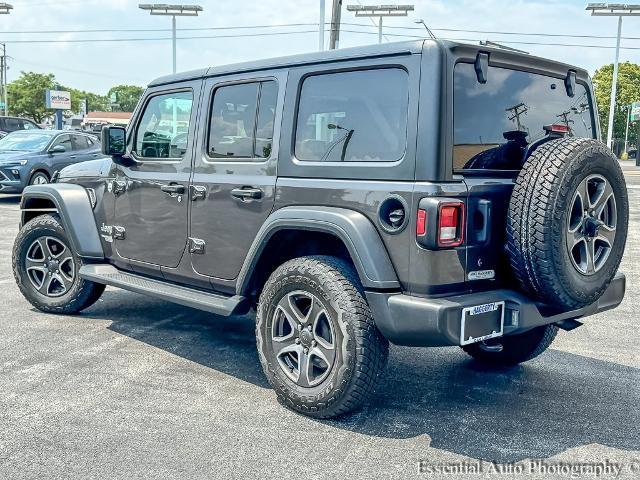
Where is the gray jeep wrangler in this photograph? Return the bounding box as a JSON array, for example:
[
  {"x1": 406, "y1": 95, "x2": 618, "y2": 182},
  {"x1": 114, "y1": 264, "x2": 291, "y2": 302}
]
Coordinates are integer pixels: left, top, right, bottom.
[{"x1": 12, "y1": 40, "x2": 628, "y2": 418}]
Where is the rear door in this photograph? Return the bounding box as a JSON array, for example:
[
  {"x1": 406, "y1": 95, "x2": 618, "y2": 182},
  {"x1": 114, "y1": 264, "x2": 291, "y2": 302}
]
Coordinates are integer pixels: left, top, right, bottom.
[
  {"x1": 112, "y1": 83, "x2": 201, "y2": 268},
  {"x1": 70, "y1": 133, "x2": 101, "y2": 163},
  {"x1": 188, "y1": 71, "x2": 285, "y2": 280}
]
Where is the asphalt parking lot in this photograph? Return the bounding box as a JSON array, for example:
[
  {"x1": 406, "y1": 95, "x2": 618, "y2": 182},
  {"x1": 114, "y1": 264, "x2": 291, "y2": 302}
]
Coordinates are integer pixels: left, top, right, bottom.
[{"x1": 0, "y1": 171, "x2": 639, "y2": 479}]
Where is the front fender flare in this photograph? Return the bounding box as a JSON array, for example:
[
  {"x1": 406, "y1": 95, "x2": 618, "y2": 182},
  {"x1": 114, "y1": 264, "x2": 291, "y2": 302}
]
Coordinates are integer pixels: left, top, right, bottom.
[
  {"x1": 237, "y1": 206, "x2": 400, "y2": 293},
  {"x1": 20, "y1": 183, "x2": 104, "y2": 260}
]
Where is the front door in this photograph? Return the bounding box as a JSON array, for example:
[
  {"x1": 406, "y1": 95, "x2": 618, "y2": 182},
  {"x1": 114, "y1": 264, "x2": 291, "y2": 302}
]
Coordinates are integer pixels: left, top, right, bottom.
[
  {"x1": 189, "y1": 72, "x2": 285, "y2": 280},
  {"x1": 113, "y1": 83, "x2": 200, "y2": 268}
]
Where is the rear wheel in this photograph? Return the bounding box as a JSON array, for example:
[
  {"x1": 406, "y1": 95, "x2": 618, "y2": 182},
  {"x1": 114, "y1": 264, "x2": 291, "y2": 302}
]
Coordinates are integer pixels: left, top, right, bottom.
[
  {"x1": 461, "y1": 324, "x2": 558, "y2": 366},
  {"x1": 256, "y1": 256, "x2": 388, "y2": 418},
  {"x1": 12, "y1": 214, "x2": 105, "y2": 314},
  {"x1": 29, "y1": 171, "x2": 49, "y2": 186}
]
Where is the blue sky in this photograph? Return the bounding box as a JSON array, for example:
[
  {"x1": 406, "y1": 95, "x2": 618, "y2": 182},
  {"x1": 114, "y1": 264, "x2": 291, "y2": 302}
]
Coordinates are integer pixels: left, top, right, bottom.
[{"x1": 1, "y1": 0, "x2": 638, "y2": 94}]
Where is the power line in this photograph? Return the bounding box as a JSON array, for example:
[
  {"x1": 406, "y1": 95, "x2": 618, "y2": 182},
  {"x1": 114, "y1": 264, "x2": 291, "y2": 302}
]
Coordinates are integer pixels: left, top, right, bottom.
[
  {"x1": 0, "y1": 29, "x2": 324, "y2": 44},
  {"x1": 0, "y1": 22, "x2": 320, "y2": 34},
  {"x1": 4, "y1": 21, "x2": 640, "y2": 42},
  {"x1": 340, "y1": 29, "x2": 640, "y2": 50}
]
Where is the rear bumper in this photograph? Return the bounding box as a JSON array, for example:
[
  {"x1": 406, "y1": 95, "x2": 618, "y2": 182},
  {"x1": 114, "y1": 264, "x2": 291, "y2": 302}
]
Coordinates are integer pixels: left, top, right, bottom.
[{"x1": 367, "y1": 272, "x2": 626, "y2": 347}]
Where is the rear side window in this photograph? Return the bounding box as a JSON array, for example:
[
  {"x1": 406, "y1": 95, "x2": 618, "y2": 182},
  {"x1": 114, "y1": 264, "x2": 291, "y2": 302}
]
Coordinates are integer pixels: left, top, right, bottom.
[
  {"x1": 71, "y1": 135, "x2": 89, "y2": 150},
  {"x1": 295, "y1": 68, "x2": 409, "y2": 162},
  {"x1": 453, "y1": 63, "x2": 594, "y2": 172},
  {"x1": 208, "y1": 80, "x2": 278, "y2": 160}
]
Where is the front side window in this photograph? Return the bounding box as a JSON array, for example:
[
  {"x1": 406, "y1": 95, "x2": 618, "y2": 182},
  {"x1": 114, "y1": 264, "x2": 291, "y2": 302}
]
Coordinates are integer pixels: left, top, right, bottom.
[
  {"x1": 23, "y1": 121, "x2": 38, "y2": 130},
  {"x1": 453, "y1": 63, "x2": 594, "y2": 171},
  {"x1": 51, "y1": 134, "x2": 72, "y2": 152},
  {"x1": 295, "y1": 68, "x2": 409, "y2": 162},
  {"x1": 208, "y1": 80, "x2": 278, "y2": 159},
  {"x1": 134, "y1": 91, "x2": 193, "y2": 160}
]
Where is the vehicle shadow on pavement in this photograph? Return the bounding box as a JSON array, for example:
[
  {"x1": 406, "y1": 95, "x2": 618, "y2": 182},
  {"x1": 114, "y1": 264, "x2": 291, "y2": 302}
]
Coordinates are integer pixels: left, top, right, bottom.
[
  {"x1": 330, "y1": 347, "x2": 640, "y2": 463},
  {"x1": 83, "y1": 291, "x2": 639, "y2": 464},
  {"x1": 0, "y1": 195, "x2": 21, "y2": 204},
  {"x1": 83, "y1": 290, "x2": 270, "y2": 389}
]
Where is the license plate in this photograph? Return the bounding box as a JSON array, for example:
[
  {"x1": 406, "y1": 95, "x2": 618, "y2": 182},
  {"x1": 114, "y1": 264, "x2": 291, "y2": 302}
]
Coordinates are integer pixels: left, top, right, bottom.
[{"x1": 460, "y1": 301, "x2": 505, "y2": 346}]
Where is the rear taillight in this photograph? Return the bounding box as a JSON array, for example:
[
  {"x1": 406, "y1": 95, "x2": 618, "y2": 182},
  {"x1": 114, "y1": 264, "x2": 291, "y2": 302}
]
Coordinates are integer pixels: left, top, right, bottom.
[
  {"x1": 438, "y1": 202, "x2": 464, "y2": 247},
  {"x1": 415, "y1": 198, "x2": 465, "y2": 249},
  {"x1": 416, "y1": 209, "x2": 427, "y2": 236}
]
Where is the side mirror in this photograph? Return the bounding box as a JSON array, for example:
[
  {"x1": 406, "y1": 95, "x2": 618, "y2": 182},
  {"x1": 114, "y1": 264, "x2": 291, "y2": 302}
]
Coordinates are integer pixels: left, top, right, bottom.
[
  {"x1": 101, "y1": 125, "x2": 126, "y2": 157},
  {"x1": 49, "y1": 144, "x2": 66, "y2": 154}
]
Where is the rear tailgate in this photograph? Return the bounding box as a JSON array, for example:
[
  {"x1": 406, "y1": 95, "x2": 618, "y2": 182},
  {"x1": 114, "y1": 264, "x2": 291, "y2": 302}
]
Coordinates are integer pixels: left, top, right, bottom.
[{"x1": 463, "y1": 176, "x2": 515, "y2": 288}]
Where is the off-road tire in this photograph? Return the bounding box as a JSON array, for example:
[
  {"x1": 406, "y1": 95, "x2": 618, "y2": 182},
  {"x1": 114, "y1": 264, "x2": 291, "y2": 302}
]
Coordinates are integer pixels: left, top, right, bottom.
[
  {"x1": 12, "y1": 214, "x2": 105, "y2": 314},
  {"x1": 256, "y1": 255, "x2": 389, "y2": 418},
  {"x1": 462, "y1": 324, "x2": 558, "y2": 366},
  {"x1": 507, "y1": 137, "x2": 628, "y2": 309}
]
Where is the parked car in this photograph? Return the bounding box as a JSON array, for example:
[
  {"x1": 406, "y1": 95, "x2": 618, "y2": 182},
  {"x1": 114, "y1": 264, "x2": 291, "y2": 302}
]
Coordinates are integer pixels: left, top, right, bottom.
[
  {"x1": 0, "y1": 116, "x2": 40, "y2": 136},
  {"x1": 0, "y1": 130, "x2": 101, "y2": 193},
  {"x1": 13, "y1": 40, "x2": 628, "y2": 418}
]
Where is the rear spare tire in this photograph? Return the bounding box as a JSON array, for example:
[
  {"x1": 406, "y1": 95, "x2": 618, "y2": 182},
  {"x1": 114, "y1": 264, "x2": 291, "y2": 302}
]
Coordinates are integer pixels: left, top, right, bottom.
[{"x1": 507, "y1": 137, "x2": 628, "y2": 309}]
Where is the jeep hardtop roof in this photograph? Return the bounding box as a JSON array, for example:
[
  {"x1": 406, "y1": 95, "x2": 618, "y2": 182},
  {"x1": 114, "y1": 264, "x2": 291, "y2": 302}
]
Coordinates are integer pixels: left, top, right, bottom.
[{"x1": 148, "y1": 39, "x2": 589, "y2": 88}]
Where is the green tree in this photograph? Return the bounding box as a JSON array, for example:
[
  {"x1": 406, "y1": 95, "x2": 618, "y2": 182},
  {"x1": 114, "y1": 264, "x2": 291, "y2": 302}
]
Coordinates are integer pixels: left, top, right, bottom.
[
  {"x1": 593, "y1": 62, "x2": 640, "y2": 147},
  {"x1": 7, "y1": 71, "x2": 56, "y2": 123},
  {"x1": 107, "y1": 84, "x2": 145, "y2": 112},
  {"x1": 67, "y1": 88, "x2": 109, "y2": 113}
]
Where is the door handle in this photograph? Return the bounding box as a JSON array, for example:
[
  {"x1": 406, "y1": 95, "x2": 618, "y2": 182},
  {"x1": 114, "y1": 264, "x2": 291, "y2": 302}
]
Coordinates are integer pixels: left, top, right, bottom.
[
  {"x1": 231, "y1": 187, "x2": 263, "y2": 200},
  {"x1": 161, "y1": 183, "x2": 185, "y2": 195},
  {"x1": 69, "y1": 155, "x2": 77, "y2": 159}
]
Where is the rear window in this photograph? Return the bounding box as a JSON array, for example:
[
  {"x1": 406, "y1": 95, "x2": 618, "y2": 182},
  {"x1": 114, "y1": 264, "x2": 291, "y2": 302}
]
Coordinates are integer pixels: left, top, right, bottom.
[
  {"x1": 453, "y1": 63, "x2": 594, "y2": 172},
  {"x1": 295, "y1": 68, "x2": 408, "y2": 163}
]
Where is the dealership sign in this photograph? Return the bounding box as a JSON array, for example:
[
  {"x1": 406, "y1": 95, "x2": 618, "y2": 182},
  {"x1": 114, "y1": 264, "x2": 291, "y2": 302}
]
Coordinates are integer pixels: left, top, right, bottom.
[
  {"x1": 631, "y1": 101, "x2": 640, "y2": 122},
  {"x1": 45, "y1": 89, "x2": 71, "y2": 110}
]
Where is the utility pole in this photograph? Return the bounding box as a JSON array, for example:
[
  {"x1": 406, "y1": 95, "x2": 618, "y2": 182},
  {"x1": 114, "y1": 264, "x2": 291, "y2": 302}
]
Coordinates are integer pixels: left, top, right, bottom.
[
  {"x1": 572, "y1": 103, "x2": 592, "y2": 133},
  {"x1": 506, "y1": 103, "x2": 528, "y2": 132},
  {"x1": 557, "y1": 110, "x2": 575, "y2": 134},
  {"x1": 0, "y1": 44, "x2": 4, "y2": 116},
  {"x1": 319, "y1": 0, "x2": 325, "y2": 51},
  {"x1": 329, "y1": 0, "x2": 342, "y2": 50}
]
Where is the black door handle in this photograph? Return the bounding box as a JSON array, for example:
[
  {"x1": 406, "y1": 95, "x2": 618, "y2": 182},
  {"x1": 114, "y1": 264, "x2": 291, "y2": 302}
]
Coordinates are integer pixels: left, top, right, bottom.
[
  {"x1": 231, "y1": 187, "x2": 263, "y2": 200},
  {"x1": 161, "y1": 183, "x2": 185, "y2": 195}
]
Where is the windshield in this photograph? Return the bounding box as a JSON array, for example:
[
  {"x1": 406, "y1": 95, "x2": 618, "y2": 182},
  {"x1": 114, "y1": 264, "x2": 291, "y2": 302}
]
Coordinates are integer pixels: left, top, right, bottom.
[
  {"x1": 0, "y1": 132, "x2": 52, "y2": 152},
  {"x1": 453, "y1": 63, "x2": 595, "y2": 171}
]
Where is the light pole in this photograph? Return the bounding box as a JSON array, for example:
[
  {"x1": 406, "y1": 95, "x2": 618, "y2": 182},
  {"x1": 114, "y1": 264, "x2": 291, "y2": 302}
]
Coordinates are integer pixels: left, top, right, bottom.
[
  {"x1": 586, "y1": 3, "x2": 640, "y2": 150},
  {"x1": 346, "y1": 4, "x2": 414, "y2": 44},
  {"x1": 414, "y1": 19, "x2": 436, "y2": 40},
  {"x1": 0, "y1": 3, "x2": 12, "y2": 116},
  {"x1": 139, "y1": 3, "x2": 203, "y2": 74}
]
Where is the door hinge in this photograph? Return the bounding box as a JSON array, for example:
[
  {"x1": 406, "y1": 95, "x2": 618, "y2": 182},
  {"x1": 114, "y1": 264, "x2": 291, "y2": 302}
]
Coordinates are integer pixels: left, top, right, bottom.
[
  {"x1": 190, "y1": 185, "x2": 207, "y2": 201},
  {"x1": 189, "y1": 237, "x2": 206, "y2": 254},
  {"x1": 110, "y1": 179, "x2": 127, "y2": 196},
  {"x1": 113, "y1": 226, "x2": 126, "y2": 240}
]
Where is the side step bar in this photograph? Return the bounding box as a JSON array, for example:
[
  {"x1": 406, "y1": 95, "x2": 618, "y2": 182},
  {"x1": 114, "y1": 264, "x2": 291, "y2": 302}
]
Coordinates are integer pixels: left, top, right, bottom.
[{"x1": 79, "y1": 264, "x2": 249, "y2": 316}]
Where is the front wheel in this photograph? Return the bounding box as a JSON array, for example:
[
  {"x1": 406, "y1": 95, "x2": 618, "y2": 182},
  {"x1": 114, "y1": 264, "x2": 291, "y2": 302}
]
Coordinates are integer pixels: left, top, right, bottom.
[
  {"x1": 12, "y1": 214, "x2": 105, "y2": 314},
  {"x1": 29, "y1": 171, "x2": 49, "y2": 186},
  {"x1": 256, "y1": 256, "x2": 389, "y2": 418}
]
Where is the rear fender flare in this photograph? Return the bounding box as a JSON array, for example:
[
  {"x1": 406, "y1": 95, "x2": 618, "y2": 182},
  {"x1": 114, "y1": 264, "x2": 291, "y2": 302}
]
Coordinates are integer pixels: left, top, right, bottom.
[
  {"x1": 237, "y1": 206, "x2": 400, "y2": 294},
  {"x1": 20, "y1": 183, "x2": 104, "y2": 260}
]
